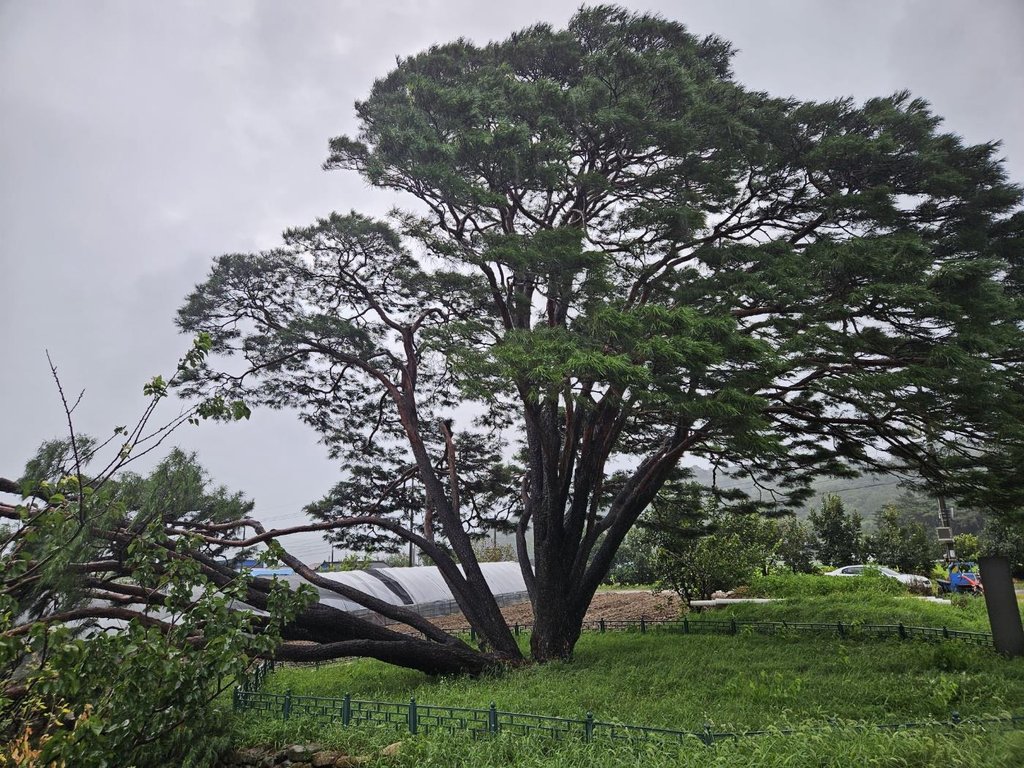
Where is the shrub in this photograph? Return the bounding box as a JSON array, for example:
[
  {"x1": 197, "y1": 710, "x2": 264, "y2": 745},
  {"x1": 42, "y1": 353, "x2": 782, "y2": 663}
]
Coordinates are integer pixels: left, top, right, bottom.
[{"x1": 746, "y1": 570, "x2": 906, "y2": 599}]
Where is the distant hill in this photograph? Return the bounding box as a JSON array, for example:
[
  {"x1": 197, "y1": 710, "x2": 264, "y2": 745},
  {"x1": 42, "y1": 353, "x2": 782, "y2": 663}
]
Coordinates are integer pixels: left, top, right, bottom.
[{"x1": 679, "y1": 464, "x2": 984, "y2": 535}]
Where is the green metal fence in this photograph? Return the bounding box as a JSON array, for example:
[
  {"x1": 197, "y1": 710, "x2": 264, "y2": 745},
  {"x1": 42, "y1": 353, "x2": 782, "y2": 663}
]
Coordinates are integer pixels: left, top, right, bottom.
[
  {"x1": 609, "y1": 616, "x2": 991, "y2": 644},
  {"x1": 477, "y1": 616, "x2": 993, "y2": 646},
  {"x1": 232, "y1": 686, "x2": 1023, "y2": 746}
]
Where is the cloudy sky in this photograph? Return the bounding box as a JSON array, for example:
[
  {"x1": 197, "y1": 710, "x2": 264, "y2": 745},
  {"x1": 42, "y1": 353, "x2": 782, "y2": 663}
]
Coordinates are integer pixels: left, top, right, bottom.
[{"x1": 2, "y1": 0, "x2": 1022, "y2": 563}]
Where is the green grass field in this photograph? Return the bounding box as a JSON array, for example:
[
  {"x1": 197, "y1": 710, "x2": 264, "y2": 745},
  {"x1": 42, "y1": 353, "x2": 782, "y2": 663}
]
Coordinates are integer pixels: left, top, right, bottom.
[
  {"x1": 230, "y1": 583, "x2": 1024, "y2": 766},
  {"x1": 721, "y1": 592, "x2": 994, "y2": 632}
]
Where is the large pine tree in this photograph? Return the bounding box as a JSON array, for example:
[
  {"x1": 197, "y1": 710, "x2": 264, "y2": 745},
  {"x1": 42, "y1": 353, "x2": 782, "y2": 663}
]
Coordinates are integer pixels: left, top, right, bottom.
[{"x1": 177, "y1": 6, "x2": 1024, "y2": 669}]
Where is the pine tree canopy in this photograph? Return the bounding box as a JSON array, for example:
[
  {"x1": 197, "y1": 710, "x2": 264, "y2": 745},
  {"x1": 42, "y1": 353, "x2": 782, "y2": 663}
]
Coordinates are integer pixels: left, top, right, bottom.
[{"x1": 177, "y1": 5, "x2": 1024, "y2": 663}]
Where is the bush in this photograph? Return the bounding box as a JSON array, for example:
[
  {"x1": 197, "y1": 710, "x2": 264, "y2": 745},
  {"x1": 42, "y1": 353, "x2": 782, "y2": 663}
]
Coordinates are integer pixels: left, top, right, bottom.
[
  {"x1": 718, "y1": 589, "x2": 994, "y2": 632},
  {"x1": 746, "y1": 570, "x2": 906, "y2": 599}
]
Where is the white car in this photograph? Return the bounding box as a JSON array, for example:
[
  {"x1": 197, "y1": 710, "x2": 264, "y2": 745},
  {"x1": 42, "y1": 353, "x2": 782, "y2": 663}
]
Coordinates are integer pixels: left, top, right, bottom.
[{"x1": 825, "y1": 564, "x2": 932, "y2": 589}]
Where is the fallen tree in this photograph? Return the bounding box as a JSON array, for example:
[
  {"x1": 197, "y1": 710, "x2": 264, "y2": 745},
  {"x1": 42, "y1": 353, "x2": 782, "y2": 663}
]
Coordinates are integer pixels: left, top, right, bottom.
[{"x1": 0, "y1": 347, "x2": 509, "y2": 763}]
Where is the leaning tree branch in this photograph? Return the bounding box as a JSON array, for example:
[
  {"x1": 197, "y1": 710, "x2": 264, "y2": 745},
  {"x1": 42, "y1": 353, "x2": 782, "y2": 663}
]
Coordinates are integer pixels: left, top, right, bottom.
[
  {"x1": 2, "y1": 607, "x2": 175, "y2": 638},
  {"x1": 274, "y1": 637, "x2": 492, "y2": 675}
]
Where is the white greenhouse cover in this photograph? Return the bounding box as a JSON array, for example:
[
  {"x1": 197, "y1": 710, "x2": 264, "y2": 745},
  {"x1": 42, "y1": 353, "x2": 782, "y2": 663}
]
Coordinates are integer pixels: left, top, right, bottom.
[{"x1": 281, "y1": 562, "x2": 527, "y2": 614}]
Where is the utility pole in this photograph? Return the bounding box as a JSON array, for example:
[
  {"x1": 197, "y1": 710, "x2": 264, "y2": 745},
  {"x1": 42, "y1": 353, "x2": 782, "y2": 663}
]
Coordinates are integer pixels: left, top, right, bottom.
[
  {"x1": 409, "y1": 506, "x2": 415, "y2": 567},
  {"x1": 936, "y1": 496, "x2": 956, "y2": 563}
]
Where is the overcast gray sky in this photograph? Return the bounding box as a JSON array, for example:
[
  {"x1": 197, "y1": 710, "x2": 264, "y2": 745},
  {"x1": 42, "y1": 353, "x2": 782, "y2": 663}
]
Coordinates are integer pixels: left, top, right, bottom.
[{"x1": 2, "y1": 0, "x2": 1022, "y2": 563}]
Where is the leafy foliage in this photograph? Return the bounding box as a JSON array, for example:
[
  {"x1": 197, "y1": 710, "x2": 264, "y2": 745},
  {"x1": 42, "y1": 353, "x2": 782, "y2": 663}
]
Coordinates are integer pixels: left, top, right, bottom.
[
  {"x1": 981, "y1": 517, "x2": 1024, "y2": 577},
  {"x1": 0, "y1": 508, "x2": 298, "y2": 766},
  {"x1": 864, "y1": 505, "x2": 934, "y2": 574},
  {"x1": 643, "y1": 487, "x2": 776, "y2": 603},
  {"x1": 954, "y1": 532, "x2": 981, "y2": 563},
  {"x1": 603, "y1": 524, "x2": 659, "y2": 585},
  {"x1": 809, "y1": 495, "x2": 864, "y2": 567},
  {"x1": 0, "y1": 342, "x2": 312, "y2": 766},
  {"x1": 776, "y1": 517, "x2": 818, "y2": 573},
  {"x1": 472, "y1": 540, "x2": 516, "y2": 563}
]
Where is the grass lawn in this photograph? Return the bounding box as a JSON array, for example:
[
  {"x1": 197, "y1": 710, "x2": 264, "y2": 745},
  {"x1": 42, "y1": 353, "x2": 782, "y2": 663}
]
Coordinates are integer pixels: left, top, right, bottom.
[
  {"x1": 719, "y1": 591, "x2": 995, "y2": 632},
  {"x1": 251, "y1": 631, "x2": 1023, "y2": 725},
  {"x1": 231, "y1": 590, "x2": 1024, "y2": 766}
]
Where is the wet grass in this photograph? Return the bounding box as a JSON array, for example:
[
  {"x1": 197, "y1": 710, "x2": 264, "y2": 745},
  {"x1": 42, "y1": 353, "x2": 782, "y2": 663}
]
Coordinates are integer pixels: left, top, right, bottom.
[
  {"x1": 251, "y1": 630, "x2": 1022, "y2": 728},
  {"x1": 232, "y1": 715, "x2": 1024, "y2": 768},
  {"x1": 231, "y1": 588, "x2": 1024, "y2": 765},
  {"x1": 717, "y1": 591, "x2": 994, "y2": 632}
]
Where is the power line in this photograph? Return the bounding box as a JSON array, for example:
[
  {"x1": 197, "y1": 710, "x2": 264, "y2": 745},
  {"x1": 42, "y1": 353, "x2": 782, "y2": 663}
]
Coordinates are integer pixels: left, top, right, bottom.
[
  {"x1": 816, "y1": 479, "x2": 903, "y2": 493},
  {"x1": 710, "y1": 478, "x2": 904, "y2": 495}
]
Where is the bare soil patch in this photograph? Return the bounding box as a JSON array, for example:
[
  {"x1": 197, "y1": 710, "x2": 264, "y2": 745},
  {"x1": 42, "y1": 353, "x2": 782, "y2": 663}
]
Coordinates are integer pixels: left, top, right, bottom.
[{"x1": 422, "y1": 590, "x2": 683, "y2": 632}]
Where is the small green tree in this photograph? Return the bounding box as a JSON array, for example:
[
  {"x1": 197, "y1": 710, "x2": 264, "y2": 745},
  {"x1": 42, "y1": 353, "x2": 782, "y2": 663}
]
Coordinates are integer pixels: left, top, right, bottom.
[
  {"x1": 604, "y1": 521, "x2": 659, "y2": 585},
  {"x1": 865, "y1": 505, "x2": 934, "y2": 574},
  {"x1": 776, "y1": 517, "x2": 817, "y2": 573},
  {"x1": 747, "y1": 516, "x2": 783, "y2": 577},
  {"x1": 953, "y1": 532, "x2": 981, "y2": 562},
  {"x1": 809, "y1": 495, "x2": 863, "y2": 567},
  {"x1": 648, "y1": 488, "x2": 767, "y2": 604},
  {"x1": 981, "y1": 517, "x2": 1024, "y2": 578}
]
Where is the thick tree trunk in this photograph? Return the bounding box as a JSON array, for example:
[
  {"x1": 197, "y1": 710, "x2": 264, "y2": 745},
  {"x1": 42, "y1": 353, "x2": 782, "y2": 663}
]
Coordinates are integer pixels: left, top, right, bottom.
[
  {"x1": 529, "y1": 570, "x2": 585, "y2": 661},
  {"x1": 531, "y1": 609, "x2": 584, "y2": 662}
]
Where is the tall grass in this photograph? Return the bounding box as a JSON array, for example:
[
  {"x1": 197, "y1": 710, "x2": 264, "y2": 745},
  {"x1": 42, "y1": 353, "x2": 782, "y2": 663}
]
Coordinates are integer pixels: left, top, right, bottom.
[
  {"x1": 405, "y1": 727, "x2": 1024, "y2": 768},
  {"x1": 251, "y1": 630, "x2": 1022, "y2": 729},
  {"x1": 744, "y1": 570, "x2": 906, "y2": 598},
  {"x1": 733, "y1": 572, "x2": 994, "y2": 631},
  {"x1": 231, "y1": 717, "x2": 1024, "y2": 768},
  {"x1": 231, "y1": 580, "x2": 1023, "y2": 765}
]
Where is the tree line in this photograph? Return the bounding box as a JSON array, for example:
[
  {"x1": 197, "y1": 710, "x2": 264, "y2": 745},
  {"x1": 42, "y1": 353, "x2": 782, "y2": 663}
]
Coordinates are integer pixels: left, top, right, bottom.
[{"x1": 607, "y1": 491, "x2": 1024, "y2": 603}]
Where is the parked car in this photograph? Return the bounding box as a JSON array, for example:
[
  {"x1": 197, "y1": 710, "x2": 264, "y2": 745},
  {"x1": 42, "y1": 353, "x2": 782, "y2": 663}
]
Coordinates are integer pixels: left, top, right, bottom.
[{"x1": 825, "y1": 564, "x2": 932, "y2": 589}]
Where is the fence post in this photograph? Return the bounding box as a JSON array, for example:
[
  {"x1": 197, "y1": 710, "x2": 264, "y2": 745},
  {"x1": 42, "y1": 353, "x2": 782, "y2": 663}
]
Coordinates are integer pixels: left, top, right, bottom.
[
  {"x1": 342, "y1": 693, "x2": 351, "y2": 726},
  {"x1": 837, "y1": 621, "x2": 844, "y2": 637},
  {"x1": 683, "y1": 616, "x2": 689, "y2": 634},
  {"x1": 898, "y1": 623, "x2": 907, "y2": 640},
  {"x1": 640, "y1": 617, "x2": 646, "y2": 634},
  {"x1": 701, "y1": 722, "x2": 715, "y2": 746},
  {"x1": 488, "y1": 703, "x2": 499, "y2": 734},
  {"x1": 599, "y1": 618, "x2": 605, "y2": 633},
  {"x1": 943, "y1": 626, "x2": 949, "y2": 639},
  {"x1": 514, "y1": 623, "x2": 520, "y2": 636},
  {"x1": 408, "y1": 697, "x2": 418, "y2": 735},
  {"x1": 730, "y1": 618, "x2": 737, "y2": 635},
  {"x1": 585, "y1": 711, "x2": 594, "y2": 743},
  {"x1": 283, "y1": 689, "x2": 292, "y2": 720},
  {"x1": 470, "y1": 627, "x2": 477, "y2": 642}
]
